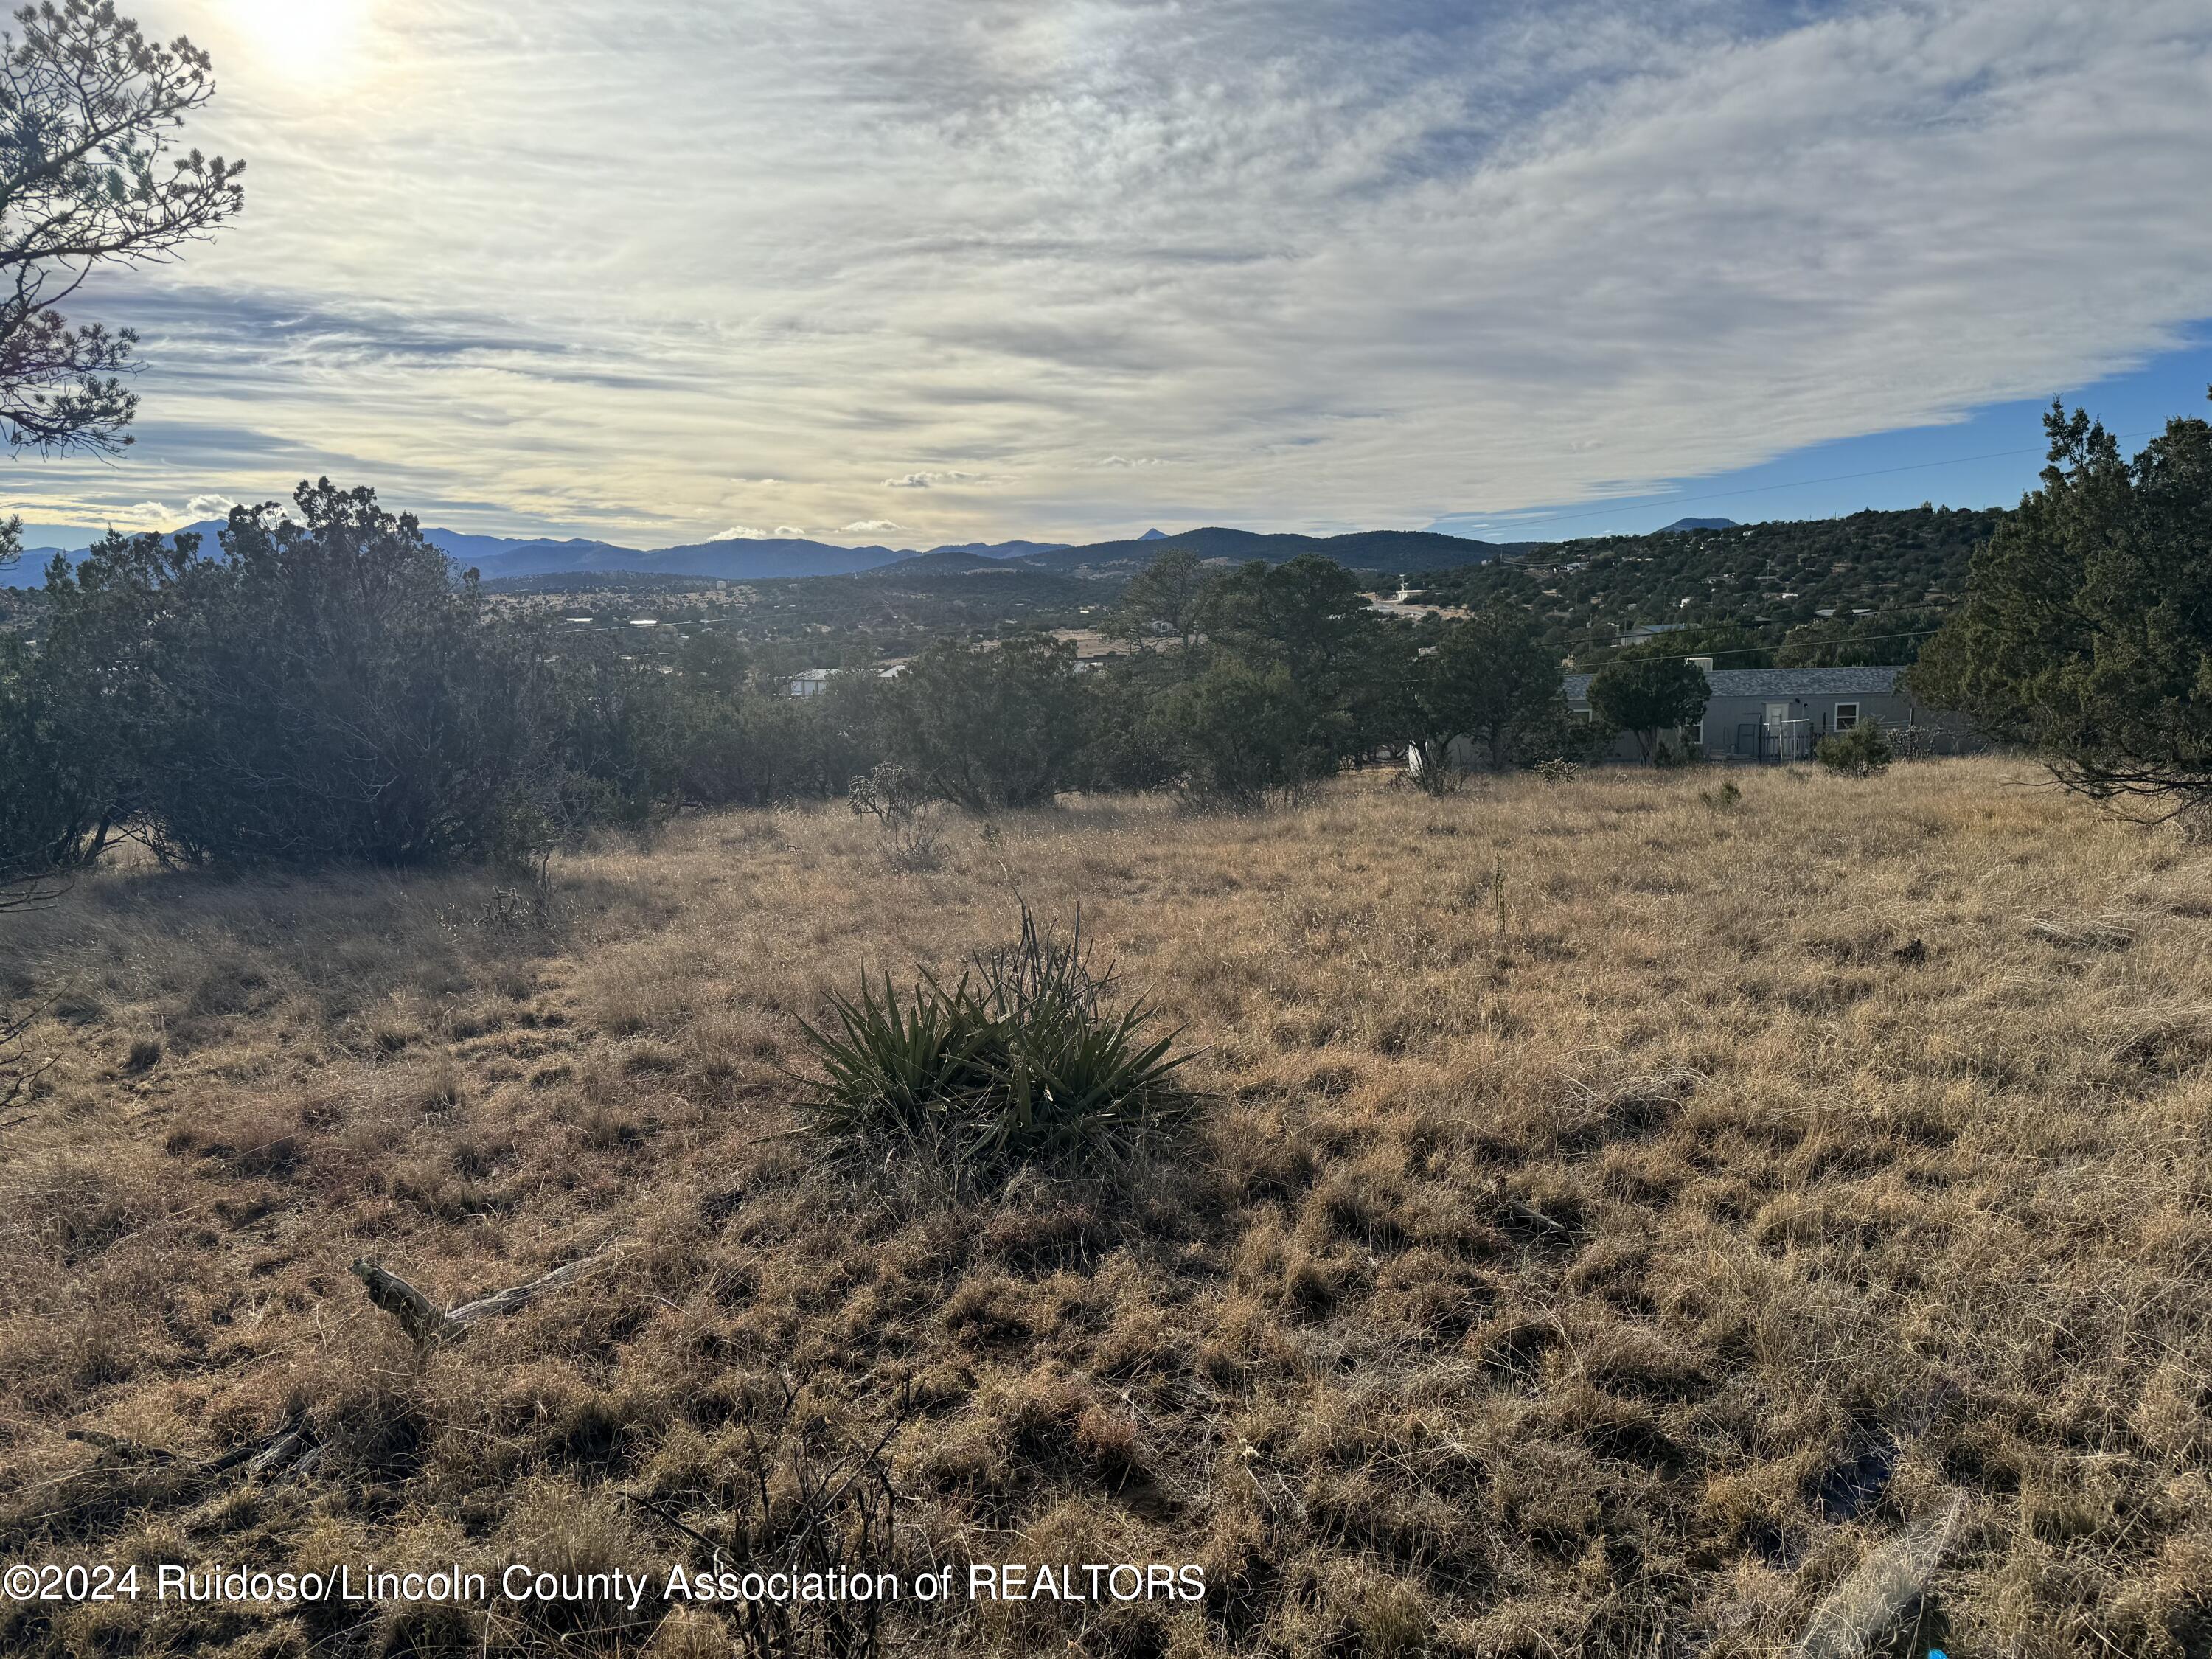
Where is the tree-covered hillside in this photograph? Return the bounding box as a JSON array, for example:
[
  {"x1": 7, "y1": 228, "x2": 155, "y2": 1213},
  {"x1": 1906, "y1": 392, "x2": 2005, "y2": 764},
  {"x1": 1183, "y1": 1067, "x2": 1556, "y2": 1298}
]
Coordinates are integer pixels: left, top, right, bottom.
[
  {"x1": 483, "y1": 552, "x2": 1102, "y2": 667},
  {"x1": 476, "y1": 506, "x2": 2010, "y2": 672},
  {"x1": 1023, "y1": 524, "x2": 1511, "y2": 577},
  {"x1": 1414, "y1": 505, "x2": 2005, "y2": 665}
]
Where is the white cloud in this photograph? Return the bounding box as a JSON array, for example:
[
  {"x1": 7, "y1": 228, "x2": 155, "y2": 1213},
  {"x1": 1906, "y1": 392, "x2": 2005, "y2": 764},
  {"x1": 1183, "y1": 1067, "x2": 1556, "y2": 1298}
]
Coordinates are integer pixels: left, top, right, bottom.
[
  {"x1": 718, "y1": 523, "x2": 813, "y2": 540},
  {"x1": 885, "y1": 470, "x2": 978, "y2": 488},
  {"x1": 32, "y1": 0, "x2": 2212, "y2": 542},
  {"x1": 843, "y1": 520, "x2": 902, "y2": 535},
  {"x1": 186, "y1": 493, "x2": 239, "y2": 520}
]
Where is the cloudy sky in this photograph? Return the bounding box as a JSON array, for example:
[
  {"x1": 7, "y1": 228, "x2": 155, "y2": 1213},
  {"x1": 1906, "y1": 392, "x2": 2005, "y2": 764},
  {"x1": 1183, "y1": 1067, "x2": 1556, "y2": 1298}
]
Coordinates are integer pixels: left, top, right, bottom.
[{"x1": 8, "y1": 0, "x2": 2212, "y2": 549}]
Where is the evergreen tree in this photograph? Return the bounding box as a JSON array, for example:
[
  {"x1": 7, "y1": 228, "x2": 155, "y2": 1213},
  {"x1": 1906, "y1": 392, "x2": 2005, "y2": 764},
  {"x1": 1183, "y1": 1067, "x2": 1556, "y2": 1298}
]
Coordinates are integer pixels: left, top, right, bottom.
[
  {"x1": 1, "y1": 2, "x2": 244, "y2": 456},
  {"x1": 1912, "y1": 395, "x2": 2212, "y2": 814},
  {"x1": 1196, "y1": 554, "x2": 1395, "y2": 761},
  {"x1": 1148, "y1": 656, "x2": 1324, "y2": 808},
  {"x1": 883, "y1": 633, "x2": 1088, "y2": 811},
  {"x1": 1586, "y1": 655, "x2": 1709, "y2": 762},
  {"x1": 1404, "y1": 605, "x2": 1567, "y2": 779},
  {"x1": 1107, "y1": 546, "x2": 1208, "y2": 653}
]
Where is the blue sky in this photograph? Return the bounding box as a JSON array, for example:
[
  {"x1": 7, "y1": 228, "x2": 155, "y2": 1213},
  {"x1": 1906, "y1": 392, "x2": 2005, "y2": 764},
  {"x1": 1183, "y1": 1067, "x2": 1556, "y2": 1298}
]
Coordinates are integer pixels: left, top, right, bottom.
[
  {"x1": 7, "y1": 1, "x2": 2212, "y2": 552},
  {"x1": 1430, "y1": 335, "x2": 2212, "y2": 543}
]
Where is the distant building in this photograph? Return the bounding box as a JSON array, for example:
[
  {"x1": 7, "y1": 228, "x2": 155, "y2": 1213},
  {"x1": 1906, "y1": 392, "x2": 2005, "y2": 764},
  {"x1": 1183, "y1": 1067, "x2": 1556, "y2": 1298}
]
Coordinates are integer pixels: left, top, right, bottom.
[
  {"x1": 1614, "y1": 622, "x2": 1690, "y2": 647},
  {"x1": 1372, "y1": 574, "x2": 1470, "y2": 622},
  {"x1": 785, "y1": 667, "x2": 836, "y2": 698},
  {"x1": 1412, "y1": 664, "x2": 1981, "y2": 773},
  {"x1": 1562, "y1": 665, "x2": 1980, "y2": 763}
]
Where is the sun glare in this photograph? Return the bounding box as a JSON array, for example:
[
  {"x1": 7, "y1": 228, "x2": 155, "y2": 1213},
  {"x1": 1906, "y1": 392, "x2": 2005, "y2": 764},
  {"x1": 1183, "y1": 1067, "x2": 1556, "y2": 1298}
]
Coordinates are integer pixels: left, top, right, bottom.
[{"x1": 224, "y1": 0, "x2": 368, "y2": 78}]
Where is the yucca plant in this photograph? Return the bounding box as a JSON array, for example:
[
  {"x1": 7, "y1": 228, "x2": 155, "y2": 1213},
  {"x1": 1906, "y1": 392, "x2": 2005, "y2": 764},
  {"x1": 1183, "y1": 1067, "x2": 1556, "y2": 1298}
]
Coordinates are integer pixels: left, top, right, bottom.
[
  {"x1": 796, "y1": 905, "x2": 1198, "y2": 1171},
  {"x1": 798, "y1": 970, "x2": 999, "y2": 1145}
]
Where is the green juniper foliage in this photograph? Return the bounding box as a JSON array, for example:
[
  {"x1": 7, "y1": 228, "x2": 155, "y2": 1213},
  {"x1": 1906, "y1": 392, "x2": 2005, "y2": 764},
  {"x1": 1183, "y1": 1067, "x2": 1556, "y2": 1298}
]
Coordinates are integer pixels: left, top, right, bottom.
[
  {"x1": 1146, "y1": 655, "x2": 1331, "y2": 809},
  {"x1": 1105, "y1": 544, "x2": 1208, "y2": 653},
  {"x1": 1818, "y1": 720, "x2": 1893, "y2": 777},
  {"x1": 13, "y1": 422, "x2": 2127, "y2": 884},
  {"x1": 1402, "y1": 603, "x2": 1574, "y2": 783},
  {"x1": 880, "y1": 633, "x2": 1091, "y2": 812},
  {"x1": 1912, "y1": 394, "x2": 2212, "y2": 815},
  {"x1": 1586, "y1": 654, "x2": 1711, "y2": 762},
  {"x1": 4, "y1": 484, "x2": 554, "y2": 868}
]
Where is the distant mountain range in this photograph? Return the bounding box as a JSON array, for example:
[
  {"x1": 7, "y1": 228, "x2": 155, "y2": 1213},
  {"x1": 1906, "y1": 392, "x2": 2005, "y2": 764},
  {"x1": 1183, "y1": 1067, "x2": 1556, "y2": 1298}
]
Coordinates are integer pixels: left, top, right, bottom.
[
  {"x1": 1, "y1": 524, "x2": 1077, "y2": 587},
  {"x1": 431, "y1": 532, "x2": 1078, "y2": 582},
  {"x1": 3, "y1": 520, "x2": 1512, "y2": 587}
]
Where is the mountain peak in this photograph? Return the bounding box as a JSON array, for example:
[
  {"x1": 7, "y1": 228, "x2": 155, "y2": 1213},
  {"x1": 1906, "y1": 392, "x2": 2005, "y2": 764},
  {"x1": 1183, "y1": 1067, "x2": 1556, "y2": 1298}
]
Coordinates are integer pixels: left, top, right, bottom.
[
  {"x1": 1660, "y1": 517, "x2": 1738, "y2": 532},
  {"x1": 1138, "y1": 527, "x2": 1169, "y2": 540}
]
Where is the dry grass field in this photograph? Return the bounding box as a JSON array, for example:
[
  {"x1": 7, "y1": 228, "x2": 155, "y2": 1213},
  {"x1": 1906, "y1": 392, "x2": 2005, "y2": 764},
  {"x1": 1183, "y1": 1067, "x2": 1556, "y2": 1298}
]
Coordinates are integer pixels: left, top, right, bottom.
[{"x1": 4, "y1": 757, "x2": 2211, "y2": 1658}]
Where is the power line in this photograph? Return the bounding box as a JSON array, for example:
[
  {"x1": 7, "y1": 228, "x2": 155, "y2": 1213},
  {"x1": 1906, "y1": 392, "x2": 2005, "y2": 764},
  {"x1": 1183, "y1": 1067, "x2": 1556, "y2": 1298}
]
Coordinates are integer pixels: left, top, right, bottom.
[
  {"x1": 1687, "y1": 627, "x2": 1941, "y2": 661},
  {"x1": 1572, "y1": 626, "x2": 1947, "y2": 667}
]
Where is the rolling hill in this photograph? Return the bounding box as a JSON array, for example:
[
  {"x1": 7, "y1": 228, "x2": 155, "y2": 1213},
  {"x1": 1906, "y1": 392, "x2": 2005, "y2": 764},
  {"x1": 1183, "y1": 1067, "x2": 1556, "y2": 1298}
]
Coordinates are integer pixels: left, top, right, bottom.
[
  {"x1": 0, "y1": 520, "x2": 1508, "y2": 591},
  {"x1": 1015, "y1": 525, "x2": 1516, "y2": 577},
  {"x1": 455, "y1": 534, "x2": 913, "y2": 582},
  {"x1": 445, "y1": 532, "x2": 1081, "y2": 581},
  {"x1": 1416, "y1": 504, "x2": 2004, "y2": 663}
]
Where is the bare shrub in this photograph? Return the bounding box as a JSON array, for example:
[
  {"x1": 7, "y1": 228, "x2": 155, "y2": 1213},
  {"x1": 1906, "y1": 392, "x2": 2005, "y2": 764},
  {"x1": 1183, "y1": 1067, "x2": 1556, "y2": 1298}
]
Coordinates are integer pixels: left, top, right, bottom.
[
  {"x1": 633, "y1": 1382, "x2": 908, "y2": 1659},
  {"x1": 1, "y1": 994, "x2": 52, "y2": 1113},
  {"x1": 847, "y1": 762, "x2": 941, "y2": 872}
]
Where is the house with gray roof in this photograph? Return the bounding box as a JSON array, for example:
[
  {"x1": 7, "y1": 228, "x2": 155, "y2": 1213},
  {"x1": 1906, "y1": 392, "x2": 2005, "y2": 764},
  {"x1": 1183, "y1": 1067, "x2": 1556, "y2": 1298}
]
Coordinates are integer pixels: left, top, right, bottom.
[
  {"x1": 1413, "y1": 663, "x2": 1980, "y2": 773},
  {"x1": 1559, "y1": 664, "x2": 1979, "y2": 763}
]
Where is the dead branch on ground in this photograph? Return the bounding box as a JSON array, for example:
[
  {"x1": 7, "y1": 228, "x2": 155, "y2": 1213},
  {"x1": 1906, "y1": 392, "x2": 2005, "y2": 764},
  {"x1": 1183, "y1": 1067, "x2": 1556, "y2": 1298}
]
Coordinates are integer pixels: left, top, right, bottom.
[{"x1": 350, "y1": 1244, "x2": 625, "y2": 1346}]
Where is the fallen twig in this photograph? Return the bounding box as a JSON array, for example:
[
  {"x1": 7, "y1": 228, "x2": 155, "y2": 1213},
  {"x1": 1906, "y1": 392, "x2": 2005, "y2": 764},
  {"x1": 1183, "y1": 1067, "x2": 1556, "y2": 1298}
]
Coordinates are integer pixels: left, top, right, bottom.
[
  {"x1": 351, "y1": 1243, "x2": 625, "y2": 1346},
  {"x1": 2028, "y1": 914, "x2": 2134, "y2": 950}
]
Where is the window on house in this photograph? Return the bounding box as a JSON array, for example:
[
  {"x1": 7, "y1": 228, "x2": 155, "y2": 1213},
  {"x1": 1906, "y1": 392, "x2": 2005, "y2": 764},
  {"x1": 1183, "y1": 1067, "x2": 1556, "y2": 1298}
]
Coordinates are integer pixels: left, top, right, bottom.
[{"x1": 1834, "y1": 703, "x2": 1860, "y2": 731}]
